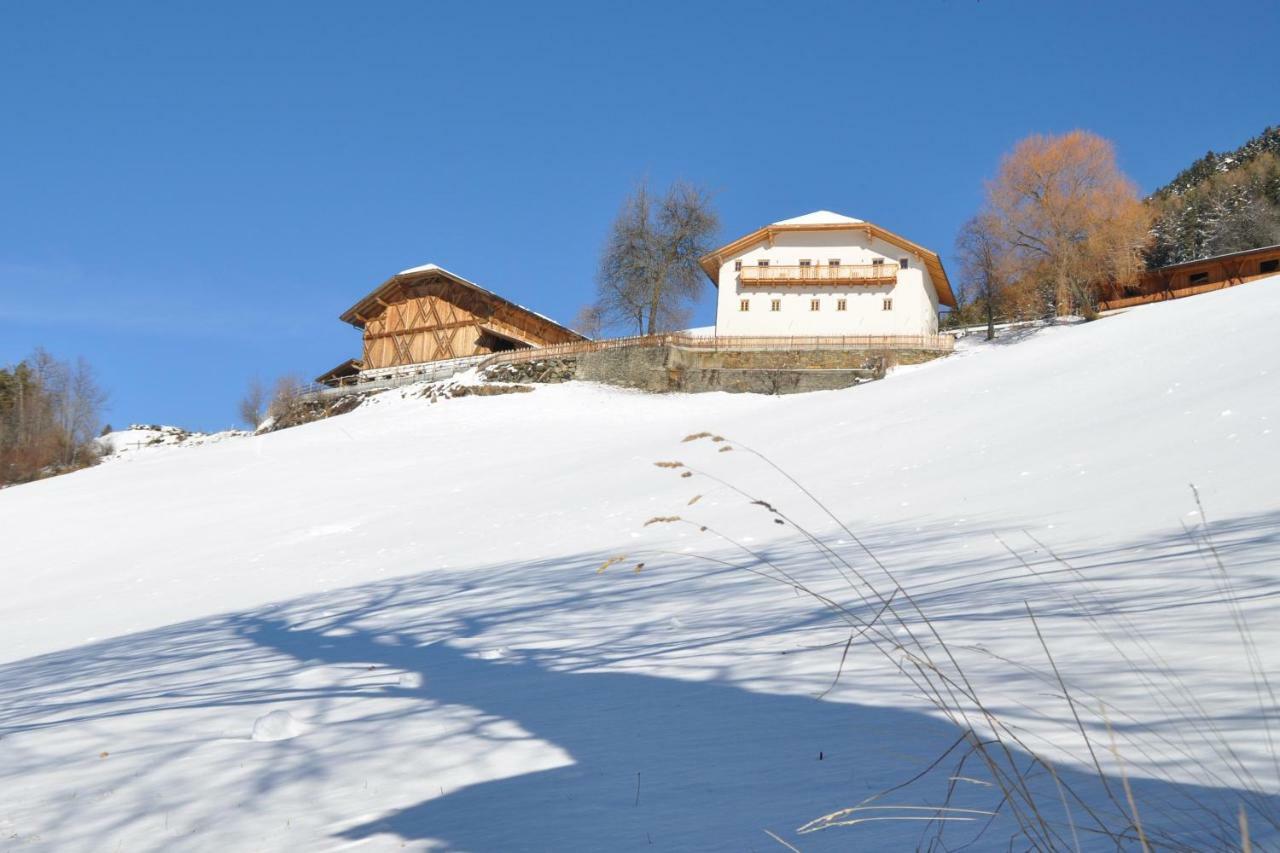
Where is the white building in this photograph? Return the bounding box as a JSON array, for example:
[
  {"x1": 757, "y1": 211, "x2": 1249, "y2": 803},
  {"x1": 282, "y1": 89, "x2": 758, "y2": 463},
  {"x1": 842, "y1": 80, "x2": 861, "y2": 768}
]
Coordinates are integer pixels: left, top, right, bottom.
[{"x1": 699, "y1": 211, "x2": 956, "y2": 337}]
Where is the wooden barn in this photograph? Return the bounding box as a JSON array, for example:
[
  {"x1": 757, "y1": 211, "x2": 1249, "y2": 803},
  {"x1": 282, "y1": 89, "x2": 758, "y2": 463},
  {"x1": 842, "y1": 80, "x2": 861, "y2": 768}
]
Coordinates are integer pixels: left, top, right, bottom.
[
  {"x1": 317, "y1": 264, "x2": 585, "y2": 385},
  {"x1": 1099, "y1": 243, "x2": 1280, "y2": 310}
]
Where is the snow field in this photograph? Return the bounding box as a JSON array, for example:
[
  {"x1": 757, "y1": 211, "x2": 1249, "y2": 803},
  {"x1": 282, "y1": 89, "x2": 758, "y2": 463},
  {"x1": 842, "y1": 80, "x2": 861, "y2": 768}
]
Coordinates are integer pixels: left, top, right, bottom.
[{"x1": 1, "y1": 277, "x2": 1278, "y2": 850}]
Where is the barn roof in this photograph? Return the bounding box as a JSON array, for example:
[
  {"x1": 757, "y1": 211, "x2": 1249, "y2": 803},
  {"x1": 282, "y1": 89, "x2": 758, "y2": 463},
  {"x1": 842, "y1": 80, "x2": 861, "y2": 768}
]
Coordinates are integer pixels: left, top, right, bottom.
[
  {"x1": 1149, "y1": 242, "x2": 1280, "y2": 273},
  {"x1": 699, "y1": 212, "x2": 956, "y2": 308},
  {"x1": 314, "y1": 358, "x2": 362, "y2": 387},
  {"x1": 338, "y1": 263, "x2": 585, "y2": 341}
]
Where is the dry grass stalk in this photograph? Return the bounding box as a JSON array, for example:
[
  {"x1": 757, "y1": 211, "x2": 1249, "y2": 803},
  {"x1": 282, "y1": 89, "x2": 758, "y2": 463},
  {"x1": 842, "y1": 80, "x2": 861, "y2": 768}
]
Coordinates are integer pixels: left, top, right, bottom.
[
  {"x1": 761, "y1": 828, "x2": 800, "y2": 852},
  {"x1": 596, "y1": 555, "x2": 627, "y2": 574},
  {"x1": 620, "y1": 432, "x2": 1273, "y2": 850}
]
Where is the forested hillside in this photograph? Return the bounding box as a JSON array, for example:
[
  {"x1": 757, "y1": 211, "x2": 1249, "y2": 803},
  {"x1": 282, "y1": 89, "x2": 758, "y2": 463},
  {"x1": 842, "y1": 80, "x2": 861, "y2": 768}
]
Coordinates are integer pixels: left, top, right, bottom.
[
  {"x1": 1147, "y1": 125, "x2": 1280, "y2": 267},
  {"x1": 0, "y1": 350, "x2": 107, "y2": 485}
]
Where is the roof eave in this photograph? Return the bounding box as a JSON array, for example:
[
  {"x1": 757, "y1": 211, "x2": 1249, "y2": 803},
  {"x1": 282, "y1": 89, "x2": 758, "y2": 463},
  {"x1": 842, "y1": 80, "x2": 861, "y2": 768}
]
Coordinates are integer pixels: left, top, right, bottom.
[
  {"x1": 337, "y1": 266, "x2": 587, "y2": 341},
  {"x1": 699, "y1": 221, "x2": 957, "y2": 306}
]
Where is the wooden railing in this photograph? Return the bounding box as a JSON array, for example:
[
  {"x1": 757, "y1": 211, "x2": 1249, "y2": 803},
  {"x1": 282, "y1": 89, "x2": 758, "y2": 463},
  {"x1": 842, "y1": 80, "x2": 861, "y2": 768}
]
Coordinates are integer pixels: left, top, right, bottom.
[
  {"x1": 477, "y1": 332, "x2": 954, "y2": 370},
  {"x1": 738, "y1": 264, "x2": 898, "y2": 285}
]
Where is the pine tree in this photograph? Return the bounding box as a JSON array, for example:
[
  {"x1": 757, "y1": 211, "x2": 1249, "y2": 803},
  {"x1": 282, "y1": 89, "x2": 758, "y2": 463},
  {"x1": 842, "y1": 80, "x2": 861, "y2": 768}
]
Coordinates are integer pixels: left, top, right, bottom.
[{"x1": 1147, "y1": 127, "x2": 1280, "y2": 267}]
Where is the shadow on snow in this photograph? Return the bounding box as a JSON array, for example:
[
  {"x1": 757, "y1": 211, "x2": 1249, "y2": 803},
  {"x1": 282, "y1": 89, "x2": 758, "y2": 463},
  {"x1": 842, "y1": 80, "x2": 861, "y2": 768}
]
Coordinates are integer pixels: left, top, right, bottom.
[{"x1": 2, "y1": 510, "x2": 1279, "y2": 850}]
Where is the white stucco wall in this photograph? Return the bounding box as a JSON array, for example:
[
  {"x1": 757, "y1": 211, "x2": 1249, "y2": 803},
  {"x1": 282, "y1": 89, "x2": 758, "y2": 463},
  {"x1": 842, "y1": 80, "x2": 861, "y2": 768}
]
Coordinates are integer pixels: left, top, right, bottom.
[{"x1": 713, "y1": 230, "x2": 941, "y2": 337}]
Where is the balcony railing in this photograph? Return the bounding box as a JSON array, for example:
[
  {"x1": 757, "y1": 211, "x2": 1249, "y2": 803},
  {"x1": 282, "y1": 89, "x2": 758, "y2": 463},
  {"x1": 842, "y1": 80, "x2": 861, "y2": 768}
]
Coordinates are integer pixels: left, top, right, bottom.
[{"x1": 738, "y1": 263, "x2": 898, "y2": 286}]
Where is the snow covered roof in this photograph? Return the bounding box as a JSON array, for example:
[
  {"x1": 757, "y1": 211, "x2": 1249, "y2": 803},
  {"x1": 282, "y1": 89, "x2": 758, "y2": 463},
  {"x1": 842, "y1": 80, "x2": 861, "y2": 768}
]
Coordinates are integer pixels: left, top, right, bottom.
[
  {"x1": 772, "y1": 210, "x2": 864, "y2": 226},
  {"x1": 338, "y1": 264, "x2": 585, "y2": 342},
  {"x1": 698, "y1": 213, "x2": 956, "y2": 308},
  {"x1": 398, "y1": 262, "x2": 443, "y2": 276}
]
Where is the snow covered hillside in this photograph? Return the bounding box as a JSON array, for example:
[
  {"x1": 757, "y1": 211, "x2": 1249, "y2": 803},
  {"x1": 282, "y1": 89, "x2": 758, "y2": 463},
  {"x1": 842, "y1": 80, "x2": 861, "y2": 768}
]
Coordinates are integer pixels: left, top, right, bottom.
[{"x1": 2, "y1": 279, "x2": 1279, "y2": 851}]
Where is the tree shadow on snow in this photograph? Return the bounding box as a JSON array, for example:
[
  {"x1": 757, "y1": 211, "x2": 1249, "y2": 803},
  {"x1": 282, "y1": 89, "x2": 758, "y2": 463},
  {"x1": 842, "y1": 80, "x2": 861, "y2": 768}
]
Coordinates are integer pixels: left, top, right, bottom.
[
  {"x1": 3, "y1": 509, "x2": 1280, "y2": 850},
  {"x1": 237, "y1": 607, "x2": 1278, "y2": 852}
]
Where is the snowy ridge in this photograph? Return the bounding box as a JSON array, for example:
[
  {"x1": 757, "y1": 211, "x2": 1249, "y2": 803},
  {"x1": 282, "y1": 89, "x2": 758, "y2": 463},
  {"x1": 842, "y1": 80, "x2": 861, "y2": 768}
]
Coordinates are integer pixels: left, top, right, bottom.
[
  {"x1": 96, "y1": 424, "x2": 248, "y2": 460},
  {"x1": 1, "y1": 278, "x2": 1278, "y2": 850}
]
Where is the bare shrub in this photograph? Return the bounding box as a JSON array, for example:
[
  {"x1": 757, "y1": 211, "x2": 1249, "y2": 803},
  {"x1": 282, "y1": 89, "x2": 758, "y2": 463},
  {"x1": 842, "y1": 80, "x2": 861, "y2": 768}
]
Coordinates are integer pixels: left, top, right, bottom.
[{"x1": 238, "y1": 378, "x2": 267, "y2": 429}]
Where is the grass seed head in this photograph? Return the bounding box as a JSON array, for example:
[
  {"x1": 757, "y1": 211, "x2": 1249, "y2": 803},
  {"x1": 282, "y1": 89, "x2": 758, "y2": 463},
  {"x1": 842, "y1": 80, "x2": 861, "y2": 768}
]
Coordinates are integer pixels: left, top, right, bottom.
[
  {"x1": 643, "y1": 516, "x2": 682, "y2": 526},
  {"x1": 681, "y1": 432, "x2": 713, "y2": 443},
  {"x1": 687, "y1": 494, "x2": 702, "y2": 506},
  {"x1": 597, "y1": 555, "x2": 627, "y2": 574},
  {"x1": 653, "y1": 461, "x2": 685, "y2": 469}
]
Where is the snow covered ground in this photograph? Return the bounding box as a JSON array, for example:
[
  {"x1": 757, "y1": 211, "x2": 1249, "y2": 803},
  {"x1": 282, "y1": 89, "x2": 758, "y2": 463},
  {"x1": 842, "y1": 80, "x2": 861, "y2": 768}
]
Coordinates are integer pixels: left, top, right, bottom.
[
  {"x1": 95, "y1": 424, "x2": 248, "y2": 461},
  {"x1": 1, "y1": 278, "x2": 1278, "y2": 851}
]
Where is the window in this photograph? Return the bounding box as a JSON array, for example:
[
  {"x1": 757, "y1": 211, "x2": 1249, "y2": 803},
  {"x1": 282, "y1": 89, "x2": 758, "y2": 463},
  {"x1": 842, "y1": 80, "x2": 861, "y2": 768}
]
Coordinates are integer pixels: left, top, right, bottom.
[
  {"x1": 757, "y1": 259, "x2": 770, "y2": 267},
  {"x1": 882, "y1": 298, "x2": 893, "y2": 311},
  {"x1": 899, "y1": 257, "x2": 909, "y2": 269},
  {"x1": 798, "y1": 259, "x2": 811, "y2": 267},
  {"x1": 810, "y1": 298, "x2": 821, "y2": 311},
  {"x1": 1261, "y1": 259, "x2": 1279, "y2": 274},
  {"x1": 836, "y1": 299, "x2": 847, "y2": 311},
  {"x1": 740, "y1": 299, "x2": 750, "y2": 311},
  {"x1": 733, "y1": 259, "x2": 742, "y2": 271},
  {"x1": 1188, "y1": 272, "x2": 1209, "y2": 285},
  {"x1": 828, "y1": 258, "x2": 841, "y2": 267},
  {"x1": 770, "y1": 299, "x2": 781, "y2": 312},
  {"x1": 872, "y1": 258, "x2": 885, "y2": 266}
]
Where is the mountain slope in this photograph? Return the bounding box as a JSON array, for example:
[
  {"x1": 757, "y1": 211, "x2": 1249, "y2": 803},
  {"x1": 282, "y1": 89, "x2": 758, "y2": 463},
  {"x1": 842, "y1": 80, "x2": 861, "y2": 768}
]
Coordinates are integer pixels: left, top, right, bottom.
[
  {"x1": 2, "y1": 279, "x2": 1279, "y2": 851},
  {"x1": 1147, "y1": 125, "x2": 1280, "y2": 267}
]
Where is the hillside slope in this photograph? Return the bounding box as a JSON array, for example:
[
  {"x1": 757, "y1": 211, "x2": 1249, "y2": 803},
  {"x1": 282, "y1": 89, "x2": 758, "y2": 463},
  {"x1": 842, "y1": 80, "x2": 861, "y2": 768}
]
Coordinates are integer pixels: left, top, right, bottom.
[
  {"x1": 1147, "y1": 125, "x2": 1280, "y2": 267},
  {"x1": 2, "y1": 278, "x2": 1279, "y2": 851}
]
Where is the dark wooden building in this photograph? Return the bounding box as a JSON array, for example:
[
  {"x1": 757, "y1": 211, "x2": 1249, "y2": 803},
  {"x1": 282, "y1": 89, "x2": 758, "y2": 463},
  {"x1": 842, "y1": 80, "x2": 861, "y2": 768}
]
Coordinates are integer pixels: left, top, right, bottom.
[{"x1": 1100, "y1": 244, "x2": 1280, "y2": 311}]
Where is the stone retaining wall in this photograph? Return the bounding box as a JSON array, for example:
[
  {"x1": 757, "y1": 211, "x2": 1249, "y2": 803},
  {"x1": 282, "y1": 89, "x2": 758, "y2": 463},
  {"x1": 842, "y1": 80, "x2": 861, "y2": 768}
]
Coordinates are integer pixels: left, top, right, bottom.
[{"x1": 482, "y1": 344, "x2": 947, "y2": 394}]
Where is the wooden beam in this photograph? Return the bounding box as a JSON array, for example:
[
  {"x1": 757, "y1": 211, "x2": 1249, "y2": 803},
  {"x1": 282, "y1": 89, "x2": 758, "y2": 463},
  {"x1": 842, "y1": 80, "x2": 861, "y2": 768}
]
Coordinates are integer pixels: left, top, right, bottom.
[{"x1": 362, "y1": 318, "x2": 481, "y2": 342}]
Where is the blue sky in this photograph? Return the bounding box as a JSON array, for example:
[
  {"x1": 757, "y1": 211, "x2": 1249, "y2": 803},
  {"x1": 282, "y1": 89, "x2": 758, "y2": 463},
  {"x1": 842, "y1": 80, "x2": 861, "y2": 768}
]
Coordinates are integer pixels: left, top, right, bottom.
[{"x1": 2, "y1": 1, "x2": 1277, "y2": 431}]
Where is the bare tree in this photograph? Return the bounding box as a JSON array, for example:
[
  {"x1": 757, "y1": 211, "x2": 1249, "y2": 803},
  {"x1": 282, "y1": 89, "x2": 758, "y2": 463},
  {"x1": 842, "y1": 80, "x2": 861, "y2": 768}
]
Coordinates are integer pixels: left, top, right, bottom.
[
  {"x1": 267, "y1": 375, "x2": 308, "y2": 420},
  {"x1": 238, "y1": 377, "x2": 267, "y2": 429},
  {"x1": 955, "y1": 214, "x2": 1006, "y2": 340},
  {"x1": 24, "y1": 349, "x2": 108, "y2": 466},
  {"x1": 570, "y1": 303, "x2": 606, "y2": 340},
  {"x1": 61, "y1": 357, "x2": 109, "y2": 465},
  {"x1": 594, "y1": 180, "x2": 719, "y2": 335},
  {"x1": 1209, "y1": 193, "x2": 1280, "y2": 256}
]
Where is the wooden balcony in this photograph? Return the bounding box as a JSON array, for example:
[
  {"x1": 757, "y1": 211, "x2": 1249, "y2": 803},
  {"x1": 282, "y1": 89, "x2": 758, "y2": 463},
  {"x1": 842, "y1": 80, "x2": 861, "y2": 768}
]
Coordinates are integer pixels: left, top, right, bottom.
[{"x1": 738, "y1": 263, "x2": 898, "y2": 286}]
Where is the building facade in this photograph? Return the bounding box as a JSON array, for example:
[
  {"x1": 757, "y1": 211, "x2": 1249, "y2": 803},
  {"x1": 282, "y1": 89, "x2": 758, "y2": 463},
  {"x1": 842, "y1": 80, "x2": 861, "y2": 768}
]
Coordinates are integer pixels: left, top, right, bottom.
[
  {"x1": 317, "y1": 264, "x2": 583, "y2": 385},
  {"x1": 700, "y1": 211, "x2": 956, "y2": 337},
  {"x1": 1099, "y1": 243, "x2": 1280, "y2": 311}
]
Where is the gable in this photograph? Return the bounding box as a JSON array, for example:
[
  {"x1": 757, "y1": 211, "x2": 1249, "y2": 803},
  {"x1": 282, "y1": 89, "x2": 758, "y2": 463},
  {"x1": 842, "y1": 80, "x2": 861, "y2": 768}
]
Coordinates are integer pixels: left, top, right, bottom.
[
  {"x1": 338, "y1": 266, "x2": 585, "y2": 345},
  {"x1": 700, "y1": 218, "x2": 956, "y2": 308}
]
